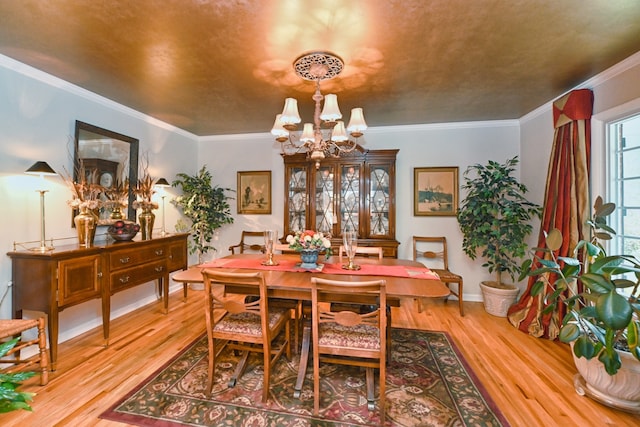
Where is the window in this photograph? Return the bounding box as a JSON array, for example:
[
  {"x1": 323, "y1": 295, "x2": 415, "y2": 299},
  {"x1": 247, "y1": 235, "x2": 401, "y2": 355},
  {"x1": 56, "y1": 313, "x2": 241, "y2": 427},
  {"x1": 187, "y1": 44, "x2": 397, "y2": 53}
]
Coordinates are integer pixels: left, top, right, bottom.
[{"x1": 607, "y1": 114, "x2": 640, "y2": 260}]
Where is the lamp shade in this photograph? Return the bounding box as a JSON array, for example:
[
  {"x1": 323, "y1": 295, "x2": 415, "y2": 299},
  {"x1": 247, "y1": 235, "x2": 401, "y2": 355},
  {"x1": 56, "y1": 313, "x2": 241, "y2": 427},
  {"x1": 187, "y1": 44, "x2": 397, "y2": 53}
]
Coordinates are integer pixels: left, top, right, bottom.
[
  {"x1": 320, "y1": 94, "x2": 342, "y2": 122},
  {"x1": 331, "y1": 121, "x2": 348, "y2": 142},
  {"x1": 280, "y1": 98, "x2": 301, "y2": 125},
  {"x1": 155, "y1": 177, "x2": 170, "y2": 187},
  {"x1": 270, "y1": 114, "x2": 289, "y2": 139},
  {"x1": 346, "y1": 108, "x2": 368, "y2": 134},
  {"x1": 300, "y1": 123, "x2": 315, "y2": 143},
  {"x1": 25, "y1": 161, "x2": 56, "y2": 176}
]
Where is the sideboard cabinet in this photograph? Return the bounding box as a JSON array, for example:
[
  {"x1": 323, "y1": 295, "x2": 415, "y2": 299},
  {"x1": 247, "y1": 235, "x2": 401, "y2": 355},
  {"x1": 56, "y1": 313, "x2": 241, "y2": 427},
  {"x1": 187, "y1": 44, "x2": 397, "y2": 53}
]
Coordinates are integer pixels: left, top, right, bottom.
[
  {"x1": 7, "y1": 233, "x2": 188, "y2": 370},
  {"x1": 283, "y1": 147, "x2": 399, "y2": 257}
]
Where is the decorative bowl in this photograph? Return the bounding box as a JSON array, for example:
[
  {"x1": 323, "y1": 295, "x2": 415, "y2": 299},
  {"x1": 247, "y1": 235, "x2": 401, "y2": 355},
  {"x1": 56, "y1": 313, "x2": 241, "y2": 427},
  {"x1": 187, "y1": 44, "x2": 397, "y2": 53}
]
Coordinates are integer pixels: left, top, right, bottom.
[
  {"x1": 107, "y1": 221, "x2": 140, "y2": 241},
  {"x1": 108, "y1": 230, "x2": 138, "y2": 241}
]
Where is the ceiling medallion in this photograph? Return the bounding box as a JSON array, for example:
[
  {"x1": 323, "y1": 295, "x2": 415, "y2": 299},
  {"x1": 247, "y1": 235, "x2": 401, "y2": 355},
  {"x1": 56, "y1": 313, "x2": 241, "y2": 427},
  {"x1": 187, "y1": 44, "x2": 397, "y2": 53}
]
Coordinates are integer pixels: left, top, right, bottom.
[{"x1": 270, "y1": 51, "x2": 367, "y2": 169}]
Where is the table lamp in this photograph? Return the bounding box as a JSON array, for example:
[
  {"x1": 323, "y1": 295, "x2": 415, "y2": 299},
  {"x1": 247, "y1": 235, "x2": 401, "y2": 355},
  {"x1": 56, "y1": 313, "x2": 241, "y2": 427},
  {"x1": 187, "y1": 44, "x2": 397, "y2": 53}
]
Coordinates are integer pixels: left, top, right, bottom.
[
  {"x1": 155, "y1": 178, "x2": 170, "y2": 236},
  {"x1": 25, "y1": 161, "x2": 57, "y2": 252}
]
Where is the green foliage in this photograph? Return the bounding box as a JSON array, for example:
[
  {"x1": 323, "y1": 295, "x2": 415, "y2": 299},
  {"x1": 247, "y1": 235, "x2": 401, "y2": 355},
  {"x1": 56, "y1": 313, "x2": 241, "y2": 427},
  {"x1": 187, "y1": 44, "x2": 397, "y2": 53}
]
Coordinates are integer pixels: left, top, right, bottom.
[
  {"x1": 171, "y1": 166, "x2": 234, "y2": 260},
  {"x1": 457, "y1": 156, "x2": 542, "y2": 285},
  {"x1": 521, "y1": 196, "x2": 640, "y2": 375},
  {"x1": 0, "y1": 338, "x2": 36, "y2": 413}
]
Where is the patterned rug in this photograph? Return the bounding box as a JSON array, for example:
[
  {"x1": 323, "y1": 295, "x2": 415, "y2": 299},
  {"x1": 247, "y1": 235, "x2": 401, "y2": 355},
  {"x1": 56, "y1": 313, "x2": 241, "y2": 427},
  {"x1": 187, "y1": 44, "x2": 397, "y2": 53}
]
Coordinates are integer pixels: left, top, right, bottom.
[{"x1": 101, "y1": 328, "x2": 509, "y2": 426}]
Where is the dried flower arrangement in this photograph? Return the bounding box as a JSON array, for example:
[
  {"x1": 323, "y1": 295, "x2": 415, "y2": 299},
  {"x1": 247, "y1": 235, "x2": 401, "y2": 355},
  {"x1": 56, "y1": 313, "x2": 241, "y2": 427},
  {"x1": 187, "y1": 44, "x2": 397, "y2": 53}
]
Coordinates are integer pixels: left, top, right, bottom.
[
  {"x1": 62, "y1": 163, "x2": 104, "y2": 211},
  {"x1": 102, "y1": 177, "x2": 130, "y2": 211},
  {"x1": 133, "y1": 172, "x2": 158, "y2": 211}
]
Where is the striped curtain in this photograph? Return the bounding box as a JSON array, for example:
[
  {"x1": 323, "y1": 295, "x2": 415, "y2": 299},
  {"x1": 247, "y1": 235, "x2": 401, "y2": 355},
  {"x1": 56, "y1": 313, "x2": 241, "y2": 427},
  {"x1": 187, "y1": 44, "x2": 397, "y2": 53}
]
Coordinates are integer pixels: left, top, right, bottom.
[{"x1": 508, "y1": 89, "x2": 593, "y2": 339}]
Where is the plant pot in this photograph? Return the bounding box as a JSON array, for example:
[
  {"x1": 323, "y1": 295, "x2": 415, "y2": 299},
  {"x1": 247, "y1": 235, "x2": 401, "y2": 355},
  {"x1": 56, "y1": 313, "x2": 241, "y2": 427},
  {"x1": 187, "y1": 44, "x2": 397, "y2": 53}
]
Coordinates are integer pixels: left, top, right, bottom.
[
  {"x1": 571, "y1": 342, "x2": 640, "y2": 413},
  {"x1": 479, "y1": 281, "x2": 519, "y2": 317}
]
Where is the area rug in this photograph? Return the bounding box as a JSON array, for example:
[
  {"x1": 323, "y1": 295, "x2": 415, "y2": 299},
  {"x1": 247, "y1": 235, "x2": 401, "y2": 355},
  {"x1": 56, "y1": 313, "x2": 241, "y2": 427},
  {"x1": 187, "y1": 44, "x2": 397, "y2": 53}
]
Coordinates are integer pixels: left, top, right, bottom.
[{"x1": 101, "y1": 328, "x2": 509, "y2": 426}]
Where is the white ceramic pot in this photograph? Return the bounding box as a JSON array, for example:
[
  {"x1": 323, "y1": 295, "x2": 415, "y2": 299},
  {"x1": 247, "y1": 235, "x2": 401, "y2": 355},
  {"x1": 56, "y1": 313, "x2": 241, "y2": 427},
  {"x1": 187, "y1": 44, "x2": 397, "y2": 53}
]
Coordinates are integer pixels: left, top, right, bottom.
[
  {"x1": 479, "y1": 281, "x2": 519, "y2": 317},
  {"x1": 571, "y1": 342, "x2": 640, "y2": 413}
]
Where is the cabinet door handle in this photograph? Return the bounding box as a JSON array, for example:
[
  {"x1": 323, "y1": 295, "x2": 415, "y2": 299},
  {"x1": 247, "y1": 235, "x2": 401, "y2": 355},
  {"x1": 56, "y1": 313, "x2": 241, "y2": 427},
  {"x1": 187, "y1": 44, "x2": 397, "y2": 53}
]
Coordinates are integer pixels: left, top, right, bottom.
[
  {"x1": 97, "y1": 272, "x2": 103, "y2": 278},
  {"x1": 119, "y1": 276, "x2": 130, "y2": 284},
  {"x1": 119, "y1": 257, "x2": 130, "y2": 264},
  {"x1": 155, "y1": 249, "x2": 164, "y2": 256},
  {"x1": 155, "y1": 266, "x2": 164, "y2": 273}
]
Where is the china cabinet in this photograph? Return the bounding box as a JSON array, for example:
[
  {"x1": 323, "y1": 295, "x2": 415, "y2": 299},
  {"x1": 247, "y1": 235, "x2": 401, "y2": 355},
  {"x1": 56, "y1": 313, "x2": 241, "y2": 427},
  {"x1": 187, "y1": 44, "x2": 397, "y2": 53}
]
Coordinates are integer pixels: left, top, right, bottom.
[{"x1": 283, "y1": 147, "x2": 399, "y2": 257}]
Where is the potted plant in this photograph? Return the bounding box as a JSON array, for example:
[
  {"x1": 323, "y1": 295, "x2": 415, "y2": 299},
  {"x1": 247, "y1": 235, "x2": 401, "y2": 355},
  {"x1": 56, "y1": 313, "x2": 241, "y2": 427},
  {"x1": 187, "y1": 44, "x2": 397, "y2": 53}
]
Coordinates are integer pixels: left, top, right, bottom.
[
  {"x1": 0, "y1": 338, "x2": 36, "y2": 412},
  {"x1": 520, "y1": 197, "x2": 640, "y2": 411},
  {"x1": 172, "y1": 166, "x2": 234, "y2": 264},
  {"x1": 457, "y1": 156, "x2": 542, "y2": 316}
]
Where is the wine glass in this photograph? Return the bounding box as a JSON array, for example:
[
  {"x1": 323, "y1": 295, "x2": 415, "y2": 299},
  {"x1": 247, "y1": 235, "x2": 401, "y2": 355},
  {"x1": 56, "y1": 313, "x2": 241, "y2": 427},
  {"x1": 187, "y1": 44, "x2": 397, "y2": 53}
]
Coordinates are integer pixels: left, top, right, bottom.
[
  {"x1": 262, "y1": 230, "x2": 279, "y2": 266},
  {"x1": 342, "y1": 230, "x2": 360, "y2": 270}
]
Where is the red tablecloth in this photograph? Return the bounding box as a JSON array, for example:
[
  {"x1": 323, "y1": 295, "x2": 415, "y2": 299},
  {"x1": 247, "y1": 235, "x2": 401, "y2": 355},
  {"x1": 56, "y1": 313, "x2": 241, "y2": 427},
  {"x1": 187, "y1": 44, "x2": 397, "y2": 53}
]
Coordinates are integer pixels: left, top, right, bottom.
[{"x1": 199, "y1": 257, "x2": 440, "y2": 280}]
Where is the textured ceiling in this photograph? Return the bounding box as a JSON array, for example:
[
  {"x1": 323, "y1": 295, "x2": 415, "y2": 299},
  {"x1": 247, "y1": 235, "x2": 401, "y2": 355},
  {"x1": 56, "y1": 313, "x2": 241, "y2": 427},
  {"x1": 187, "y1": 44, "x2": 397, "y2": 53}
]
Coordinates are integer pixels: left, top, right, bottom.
[{"x1": 1, "y1": 0, "x2": 640, "y2": 136}]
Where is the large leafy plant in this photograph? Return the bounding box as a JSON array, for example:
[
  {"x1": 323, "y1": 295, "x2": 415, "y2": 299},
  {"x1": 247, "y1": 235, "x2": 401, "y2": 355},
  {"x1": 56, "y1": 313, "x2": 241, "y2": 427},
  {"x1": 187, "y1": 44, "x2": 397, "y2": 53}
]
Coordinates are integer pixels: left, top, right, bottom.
[
  {"x1": 520, "y1": 197, "x2": 640, "y2": 375},
  {"x1": 457, "y1": 156, "x2": 542, "y2": 286},
  {"x1": 0, "y1": 338, "x2": 36, "y2": 413},
  {"x1": 172, "y1": 166, "x2": 234, "y2": 262}
]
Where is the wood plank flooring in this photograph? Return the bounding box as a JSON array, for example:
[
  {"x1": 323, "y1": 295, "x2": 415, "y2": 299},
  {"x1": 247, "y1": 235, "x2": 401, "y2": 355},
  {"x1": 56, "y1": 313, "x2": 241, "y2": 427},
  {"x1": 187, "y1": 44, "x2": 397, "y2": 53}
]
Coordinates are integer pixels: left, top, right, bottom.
[{"x1": 3, "y1": 289, "x2": 640, "y2": 426}]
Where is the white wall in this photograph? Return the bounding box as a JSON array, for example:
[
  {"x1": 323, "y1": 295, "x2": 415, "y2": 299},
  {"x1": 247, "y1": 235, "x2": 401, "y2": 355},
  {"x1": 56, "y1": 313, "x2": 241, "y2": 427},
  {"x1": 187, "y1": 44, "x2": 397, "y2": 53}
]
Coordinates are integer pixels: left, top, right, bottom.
[
  {"x1": 0, "y1": 55, "x2": 198, "y2": 342},
  {"x1": 200, "y1": 121, "x2": 521, "y2": 302}
]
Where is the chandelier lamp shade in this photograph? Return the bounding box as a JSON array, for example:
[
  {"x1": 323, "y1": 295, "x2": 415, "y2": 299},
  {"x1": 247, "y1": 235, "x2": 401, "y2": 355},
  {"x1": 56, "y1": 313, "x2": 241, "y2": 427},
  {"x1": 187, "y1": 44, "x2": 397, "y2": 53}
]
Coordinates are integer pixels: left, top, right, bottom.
[
  {"x1": 25, "y1": 161, "x2": 57, "y2": 252},
  {"x1": 271, "y1": 51, "x2": 367, "y2": 168}
]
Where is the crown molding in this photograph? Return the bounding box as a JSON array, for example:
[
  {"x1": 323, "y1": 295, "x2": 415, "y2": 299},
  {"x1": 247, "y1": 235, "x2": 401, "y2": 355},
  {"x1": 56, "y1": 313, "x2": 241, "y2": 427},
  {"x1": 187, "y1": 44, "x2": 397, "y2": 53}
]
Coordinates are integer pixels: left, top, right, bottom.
[{"x1": 0, "y1": 54, "x2": 197, "y2": 140}]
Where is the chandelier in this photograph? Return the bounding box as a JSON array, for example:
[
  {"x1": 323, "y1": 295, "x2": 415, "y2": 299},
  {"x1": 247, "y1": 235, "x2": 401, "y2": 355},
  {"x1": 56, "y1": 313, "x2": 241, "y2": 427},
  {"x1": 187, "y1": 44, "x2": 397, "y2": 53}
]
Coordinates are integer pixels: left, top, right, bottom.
[{"x1": 270, "y1": 51, "x2": 367, "y2": 168}]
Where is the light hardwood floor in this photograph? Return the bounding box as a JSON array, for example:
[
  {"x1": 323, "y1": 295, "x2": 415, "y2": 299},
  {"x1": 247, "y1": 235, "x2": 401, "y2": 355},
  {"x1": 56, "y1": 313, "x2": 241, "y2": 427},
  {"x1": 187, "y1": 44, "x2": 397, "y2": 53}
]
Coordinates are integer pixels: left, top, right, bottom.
[{"x1": 3, "y1": 289, "x2": 640, "y2": 426}]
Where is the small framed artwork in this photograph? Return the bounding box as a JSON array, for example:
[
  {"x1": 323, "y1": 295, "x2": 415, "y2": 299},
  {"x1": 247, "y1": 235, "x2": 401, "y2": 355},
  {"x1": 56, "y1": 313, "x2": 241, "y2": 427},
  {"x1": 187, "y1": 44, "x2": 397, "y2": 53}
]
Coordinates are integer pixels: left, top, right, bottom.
[
  {"x1": 237, "y1": 170, "x2": 272, "y2": 214},
  {"x1": 414, "y1": 167, "x2": 459, "y2": 216}
]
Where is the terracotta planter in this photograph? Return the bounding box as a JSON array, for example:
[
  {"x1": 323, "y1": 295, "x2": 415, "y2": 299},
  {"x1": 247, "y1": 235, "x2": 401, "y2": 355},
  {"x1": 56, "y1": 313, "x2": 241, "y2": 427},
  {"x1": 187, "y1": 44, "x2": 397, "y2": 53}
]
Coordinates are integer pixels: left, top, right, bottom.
[
  {"x1": 479, "y1": 281, "x2": 519, "y2": 317},
  {"x1": 571, "y1": 342, "x2": 640, "y2": 413}
]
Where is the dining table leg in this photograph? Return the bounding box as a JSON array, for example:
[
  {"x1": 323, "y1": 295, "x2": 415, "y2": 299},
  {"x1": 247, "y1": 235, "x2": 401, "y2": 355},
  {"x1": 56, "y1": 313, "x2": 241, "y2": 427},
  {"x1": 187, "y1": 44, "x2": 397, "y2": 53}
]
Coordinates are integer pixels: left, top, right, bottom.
[{"x1": 293, "y1": 323, "x2": 311, "y2": 398}]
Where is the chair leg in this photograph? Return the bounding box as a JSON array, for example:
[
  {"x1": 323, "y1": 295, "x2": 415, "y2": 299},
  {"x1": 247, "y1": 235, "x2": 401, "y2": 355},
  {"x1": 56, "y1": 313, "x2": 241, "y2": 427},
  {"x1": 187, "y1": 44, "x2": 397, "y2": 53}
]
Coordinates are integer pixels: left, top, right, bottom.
[
  {"x1": 206, "y1": 338, "x2": 216, "y2": 395},
  {"x1": 262, "y1": 345, "x2": 271, "y2": 402},
  {"x1": 36, "y1": 318, "x2": 49, "y2": 386},
  {"x1": 457, "y1": 280, "x2": 464, "y2": 316}
]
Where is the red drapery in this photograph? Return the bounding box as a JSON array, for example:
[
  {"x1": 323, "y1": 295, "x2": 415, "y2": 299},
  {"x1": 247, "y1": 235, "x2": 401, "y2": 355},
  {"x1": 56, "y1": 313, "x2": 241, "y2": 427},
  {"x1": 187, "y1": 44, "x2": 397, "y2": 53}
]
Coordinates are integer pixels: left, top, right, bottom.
[{"x1": 507, "y1": 89, "x2": 593, "y2": 339}]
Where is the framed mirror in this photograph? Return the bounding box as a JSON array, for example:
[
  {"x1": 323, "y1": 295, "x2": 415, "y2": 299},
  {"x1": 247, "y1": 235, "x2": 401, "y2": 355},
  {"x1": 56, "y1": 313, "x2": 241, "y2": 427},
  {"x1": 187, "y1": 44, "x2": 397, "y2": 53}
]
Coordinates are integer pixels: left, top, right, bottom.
[{"x1": 73, "y1": 120, "x2": 139, "y2": 224}]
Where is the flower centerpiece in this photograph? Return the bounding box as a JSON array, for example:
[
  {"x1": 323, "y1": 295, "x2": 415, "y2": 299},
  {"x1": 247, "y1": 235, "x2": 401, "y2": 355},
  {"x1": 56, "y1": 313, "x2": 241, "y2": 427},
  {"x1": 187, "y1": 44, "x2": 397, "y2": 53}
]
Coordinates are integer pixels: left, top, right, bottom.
[{"x1": 286, "y1": 230, "x2": 332, "y2": 268}]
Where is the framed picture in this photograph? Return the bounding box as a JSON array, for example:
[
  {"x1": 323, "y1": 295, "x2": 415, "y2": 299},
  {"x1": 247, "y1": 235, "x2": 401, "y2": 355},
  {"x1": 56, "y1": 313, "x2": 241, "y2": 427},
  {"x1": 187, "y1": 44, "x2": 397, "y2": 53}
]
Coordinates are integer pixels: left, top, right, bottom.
[
  {"x1": 413, "y1": 167, "x2": 459, "y2": 216},
  {"x1": 237, "y1": 170, "x2": 272, "y2": 214}
]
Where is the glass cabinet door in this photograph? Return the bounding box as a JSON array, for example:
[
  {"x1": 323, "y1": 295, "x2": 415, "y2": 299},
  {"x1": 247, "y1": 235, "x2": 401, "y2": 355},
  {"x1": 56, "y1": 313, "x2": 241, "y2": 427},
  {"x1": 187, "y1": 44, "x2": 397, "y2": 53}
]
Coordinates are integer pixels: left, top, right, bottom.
[
  {"x1": 314, "y1": 166, "x2": 335, "y2": 235},
  {"x1": 287, "y1": 165, "x2": 307, "y2": 233},
  {"x1": 370, "y1": 165, "x2": 390, "y2": 236},
  {"x1": 340, "y1": 164, "x2": 360, "y2": 234}
]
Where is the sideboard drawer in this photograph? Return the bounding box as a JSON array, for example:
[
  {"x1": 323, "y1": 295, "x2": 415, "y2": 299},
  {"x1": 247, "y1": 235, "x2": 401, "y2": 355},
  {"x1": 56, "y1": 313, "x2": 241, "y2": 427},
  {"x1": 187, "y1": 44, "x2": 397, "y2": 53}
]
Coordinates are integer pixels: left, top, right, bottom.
[
  {"x1": 110, "y1": 260, "x2": 166, "y2": 292},
  {"x1": 109, "y1": 244, "x2": 167, "y2": 271}
]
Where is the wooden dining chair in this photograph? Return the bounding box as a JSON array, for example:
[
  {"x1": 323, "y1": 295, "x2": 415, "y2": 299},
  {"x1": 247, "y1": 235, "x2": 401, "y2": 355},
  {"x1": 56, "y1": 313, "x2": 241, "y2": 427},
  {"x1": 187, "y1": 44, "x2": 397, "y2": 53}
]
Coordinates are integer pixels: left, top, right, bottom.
[
  {"x1": 310, "y1": 277, "x2": 387, "y2": 422},
  {"x1": 228, "y1": 230, "x2": 266, "y2": 254},
  {"x1": 335, "y1": 245, "x2": 390, "y2": 358},
  {"x1": 201, "y1": 269, "x2": 291, "y2": 402},
  {"x1": 338, "y1": 245, "x2": 384, "y2": 262},
  {"x1": 0, "y1": 317, "x2": 49, "y2": 385},
  {"x1": 412, "y1": 236, "x2": 464, "y2": 316}
]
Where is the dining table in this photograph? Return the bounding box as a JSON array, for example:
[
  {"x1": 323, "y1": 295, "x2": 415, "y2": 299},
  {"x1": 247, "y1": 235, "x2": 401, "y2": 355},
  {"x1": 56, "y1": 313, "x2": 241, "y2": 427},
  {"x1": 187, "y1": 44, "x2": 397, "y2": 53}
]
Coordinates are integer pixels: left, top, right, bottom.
[{"x1": 171, "y1": 252, "x2": 450, "y2": 397}]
